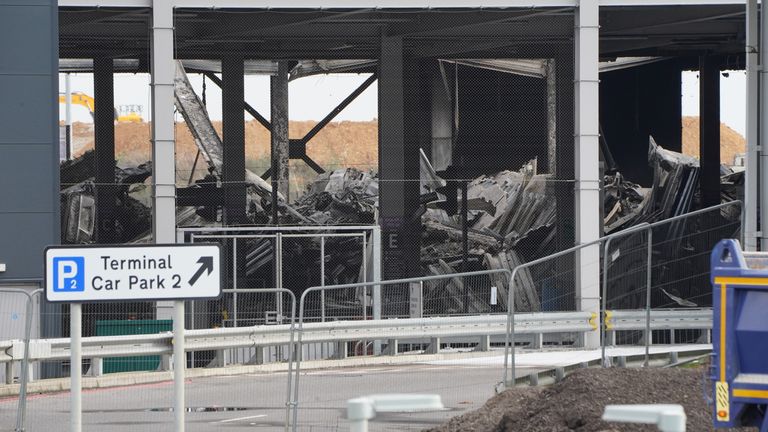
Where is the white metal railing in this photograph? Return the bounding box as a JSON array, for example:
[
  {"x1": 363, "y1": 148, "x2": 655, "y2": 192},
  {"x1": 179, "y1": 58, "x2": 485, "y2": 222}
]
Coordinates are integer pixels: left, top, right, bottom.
[
  {"x1": 0, "y1": 308, "x2": 715, "y2": 369},
  {"x1": 1, "y1": 311, "x2": 596, "y2": 365}
]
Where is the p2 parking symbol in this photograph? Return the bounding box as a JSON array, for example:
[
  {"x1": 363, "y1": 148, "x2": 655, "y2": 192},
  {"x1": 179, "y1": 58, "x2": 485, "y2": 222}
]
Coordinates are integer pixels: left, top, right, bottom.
[{"x1": 53, "y1": 257, "x2": 85, "y2": 292}]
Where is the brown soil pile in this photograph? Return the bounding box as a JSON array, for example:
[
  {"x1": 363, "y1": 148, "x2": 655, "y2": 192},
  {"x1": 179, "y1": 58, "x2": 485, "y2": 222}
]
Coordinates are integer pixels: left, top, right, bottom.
[
  {"x1": 682, "y1": 116, "x2": 746, "y2": 165},
  {"x1": 70, "y1": 119, "x2": 378, "y2": 200},
  {"x1": 429, "y1": 367, "x2": 756, "y2": 432}
]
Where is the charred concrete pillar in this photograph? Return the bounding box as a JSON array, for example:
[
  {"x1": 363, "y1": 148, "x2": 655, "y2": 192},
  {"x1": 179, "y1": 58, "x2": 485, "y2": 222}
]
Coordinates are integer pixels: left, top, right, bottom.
[
  {"x1": 379, "y1": 36, "x2": 421, "y2": 279},
  {"x1": 93, "y1": 57, "x2": 117, "y2": 243},
  {"x1": 222, "y1": 56, "x2": 246, "y2": 225},
  {"x1": 221, "y1": 56, "x2": 247, "y2": 306},
  {"x1": 271, "y1": 62, "x2": 290, "y2": 206},
  {"x1": 699, "y1": 56, "x2": 721, "y2": 208}
]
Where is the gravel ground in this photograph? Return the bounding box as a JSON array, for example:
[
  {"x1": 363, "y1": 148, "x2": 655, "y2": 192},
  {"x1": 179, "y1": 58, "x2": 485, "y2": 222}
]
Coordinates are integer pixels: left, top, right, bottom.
[{"x1": 428, "y1": 366, "x2": 757, "y2": 432}]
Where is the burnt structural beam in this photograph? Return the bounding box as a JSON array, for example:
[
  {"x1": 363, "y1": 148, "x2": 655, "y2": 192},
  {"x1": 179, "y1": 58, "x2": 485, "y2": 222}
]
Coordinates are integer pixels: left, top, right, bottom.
[
  {"x1": 263, "y1": 72, "x2": 377, "y2": 179},
  {"x1": 203, "y1": 71, "x2": 271, "y2": 131},
  {"x1": 222, "y1": 56, "x2": 247, "y2": 225},
  {"x1": 699, "y1": 55, "x2": 721, "y2": 208},
  {"x1": 271, "y1": 61, "x2": 291, "y2": 207},
  {"x1": 93, "y1": 57, "x2": 117, "y2": 243},
  {"x1": 379, "y1": 36, "x2": 422, "y2": 280}
]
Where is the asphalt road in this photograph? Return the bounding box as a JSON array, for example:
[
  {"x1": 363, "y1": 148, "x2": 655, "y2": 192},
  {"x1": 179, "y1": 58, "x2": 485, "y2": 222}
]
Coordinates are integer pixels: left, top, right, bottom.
[{"x1": 2, "y1": 363, "x2": 518, "y2": 432}]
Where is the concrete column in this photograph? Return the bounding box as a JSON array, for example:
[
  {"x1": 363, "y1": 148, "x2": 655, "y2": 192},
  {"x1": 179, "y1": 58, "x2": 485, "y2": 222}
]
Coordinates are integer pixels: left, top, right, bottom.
[
  {"x1": 575, "y1": 0, "x2": 601, "y2": 349},
  {"x1": 222, "y1": 56, "x2": 246, "y2": 225},
  {"x1": 150, "y1": 0, "x2": 176, "y2": 320},
  {"x1": 745, "y1": 0, "x2": 759, "y2": 251},
  {"x1": 699, "y1": 56, "x2": 721, "y2": 208},
  {"x1": 379, "y1": 37, "x2": 422, "y2": 280},
  {"x1": 760, "y1": 0, "x2": 768, "y2": 250},
  {"x1": 94, "y1": 58, "x2": 117, "y2": 244},
  {"x1": 271, "y1": 62, "x2": 290, "y2": 205}
]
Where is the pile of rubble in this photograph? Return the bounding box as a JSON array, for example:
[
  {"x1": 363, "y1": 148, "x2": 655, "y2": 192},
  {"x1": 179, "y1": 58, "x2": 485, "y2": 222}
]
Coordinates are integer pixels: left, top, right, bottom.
[
  {"x1": 59, "y1": 64, "x2": 742, "y2": 315},
  {"x1": 58, "y1": 133, "x2": 742, "y2": 314},
  {"x1": 420, "y1": 158, "x2": 554, "y2": 312},
  {"x1": 293, "y1": 168, "x2": 378, "y2": 225},
  {"x1": 417, "y1": 136, "x2": 742, "y2": 313}
]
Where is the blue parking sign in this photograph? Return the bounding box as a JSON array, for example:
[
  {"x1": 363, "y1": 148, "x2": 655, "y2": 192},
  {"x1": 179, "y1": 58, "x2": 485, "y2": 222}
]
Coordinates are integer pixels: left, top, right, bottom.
[{"x1": 52, "y1": 257, "x2": 85, "y2": 292}]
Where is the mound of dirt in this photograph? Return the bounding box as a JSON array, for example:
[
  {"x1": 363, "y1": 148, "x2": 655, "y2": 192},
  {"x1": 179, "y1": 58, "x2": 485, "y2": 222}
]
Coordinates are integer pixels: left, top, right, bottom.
[
  {"x1": 429, "y1": 367, "x2": 756, "y2": 432},
  {"x1": 682, "y1": 116, "x2": 746, "y2": 165}
]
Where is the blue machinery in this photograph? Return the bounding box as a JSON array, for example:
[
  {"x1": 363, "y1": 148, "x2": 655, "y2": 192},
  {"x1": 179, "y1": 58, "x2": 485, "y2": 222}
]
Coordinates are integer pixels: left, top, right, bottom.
[{"x1": 711, "y1": 239, "x2": 768, "y2": 431}]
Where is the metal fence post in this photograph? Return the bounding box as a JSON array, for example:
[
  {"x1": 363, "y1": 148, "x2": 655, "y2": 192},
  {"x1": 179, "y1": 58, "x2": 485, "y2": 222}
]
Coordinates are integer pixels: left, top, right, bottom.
[
  {"x1": 15, "y1": 290, "x2": 38, "y2": 432},
  {"x1": 503, "y1": 269, "x2": 516, "y2": 387},
  {"x1": 372, "y1": 227, "x2": 381, "y2": 322},
  {"x1": 70, "y1": 303, "x2": 82, "y2": 432},
  {"x1": 644, "y1": 229, "x2": 653, "y2": 367},
  {"x1": 601, "y1": 237, "x2": 612, "y2": 367},
  {"x1": 173, "y1": 301, "x2": 185, "y2": 432},
  {"x1": 320, "y1": 236, "x2": 325, "y2": 323},
  {"x1": 233, "y1": 238, "x2": 238, "y2": 327},
  {"x1": 277, "y1": 233, "x2": 283, "y2": 324}
]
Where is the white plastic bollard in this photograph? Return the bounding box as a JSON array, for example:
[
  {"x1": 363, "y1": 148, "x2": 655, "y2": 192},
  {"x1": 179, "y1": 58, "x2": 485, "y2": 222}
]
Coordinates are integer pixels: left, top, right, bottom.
[
  {"x1": 347, "y1": 394, "x2": 444, "y2": 432},
  {"x1": 602, "y1": 404, "x2": 686, "y2": 432}
]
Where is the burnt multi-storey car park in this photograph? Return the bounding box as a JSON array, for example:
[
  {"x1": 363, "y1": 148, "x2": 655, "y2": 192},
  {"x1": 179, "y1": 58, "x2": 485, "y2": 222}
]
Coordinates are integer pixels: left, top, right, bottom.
[{"x1": 0, "y1": 1, "x2": 764, "y2": 430}]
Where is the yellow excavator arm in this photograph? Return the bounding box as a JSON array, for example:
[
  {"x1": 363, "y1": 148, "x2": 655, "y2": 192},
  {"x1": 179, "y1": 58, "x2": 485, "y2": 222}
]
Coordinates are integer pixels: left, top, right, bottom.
[
  {"x1": 59, "y1": 92, "x2": 97, "y2": 119},
  {"x1": 59, "y1": 92, "x2": 143, "y2": 122}
]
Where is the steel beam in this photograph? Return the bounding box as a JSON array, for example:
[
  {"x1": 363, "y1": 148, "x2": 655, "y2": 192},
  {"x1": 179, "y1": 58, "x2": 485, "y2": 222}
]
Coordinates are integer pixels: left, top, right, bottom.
[
  {"x1": 65, "y1": 74, "x2": 73, "y2": 160},
  {"x1": 57, "y1": 0, "x2": 757, "y2": 8},
  {"x1": 222, "y1": 56, "x2": 247, "y2": 225},
  {"x1": 302, "y1": 73, "x2": 378, "y2": 143},
  {"x1": 203, "y1": 71, "x2": 271, "y2": 131},
  {"x1": 699, "y1": 55, "x2": 721, "y2": 209},
  {"x1": 271, "y1": 62, "x2": 291, "y2": 205},
  {"x1": 575, "y1": 0, "x2": 601, "y2": 349},
  {"x1": 379, "y1": 36, "x2": 422, "y2": 280},
  {"x1": 546, "y1": 59, "x2": 557, "y2": 175},
  {"x1": 94, "y1": 57, "x2": 117, "y2": 244}
]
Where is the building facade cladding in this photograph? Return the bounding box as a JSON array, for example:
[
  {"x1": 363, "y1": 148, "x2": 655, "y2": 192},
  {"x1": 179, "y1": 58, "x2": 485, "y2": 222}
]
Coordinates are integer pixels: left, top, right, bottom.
[{"x1": 0, "y1": 0, "x2": 59, "y2": 282}]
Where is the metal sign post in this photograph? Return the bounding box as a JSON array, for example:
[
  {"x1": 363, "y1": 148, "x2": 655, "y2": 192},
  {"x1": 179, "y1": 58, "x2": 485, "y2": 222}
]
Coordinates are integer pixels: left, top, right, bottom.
[
  {"x1": 44, "y1": 244, "x2": 222, "y2": 432},
  {"x1": 70, "y1": 303, "x2": 82, "y2": 432}
]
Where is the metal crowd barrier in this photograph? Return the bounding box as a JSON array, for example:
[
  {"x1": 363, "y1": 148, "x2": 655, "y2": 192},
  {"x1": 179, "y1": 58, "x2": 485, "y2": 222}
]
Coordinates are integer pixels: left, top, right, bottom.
[
  {"x1": 601, "y1": 200, "x2": 742, "y2": 367},
  {"x1": 0, "y1": 287, "x2": 41, "y2": 432}
]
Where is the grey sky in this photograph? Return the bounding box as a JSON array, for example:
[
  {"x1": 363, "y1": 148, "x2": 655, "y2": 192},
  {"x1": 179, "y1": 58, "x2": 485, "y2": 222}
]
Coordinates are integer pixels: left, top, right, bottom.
[
  {"x1": 58, "y1": 72, "x2": 378, "y2": 124},
  {"x1": 682, "y1": 70, "x2": 746, "y2": 136},
  {"x1": 59, "y1": 70, "x2": 746, "y2": 137}
]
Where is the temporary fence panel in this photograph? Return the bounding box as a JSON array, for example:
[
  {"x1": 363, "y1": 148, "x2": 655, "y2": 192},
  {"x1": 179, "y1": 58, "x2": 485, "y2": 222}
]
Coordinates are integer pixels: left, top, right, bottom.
[
  {"x1": 291, "y1": 268, "x2": 599, "y2": 431},
  {"x1": 602, "y1": 201, "x2": 742, "y2": 361},
  {"x1": 182, "y1": 226, "x2": 375, "y2": 364},
  {"x1": 185, "y1": 288, "x2": 297, "y2": 432},
  {"x1": 0, "y1": 287, "x2": 40, "y2": 432}
]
